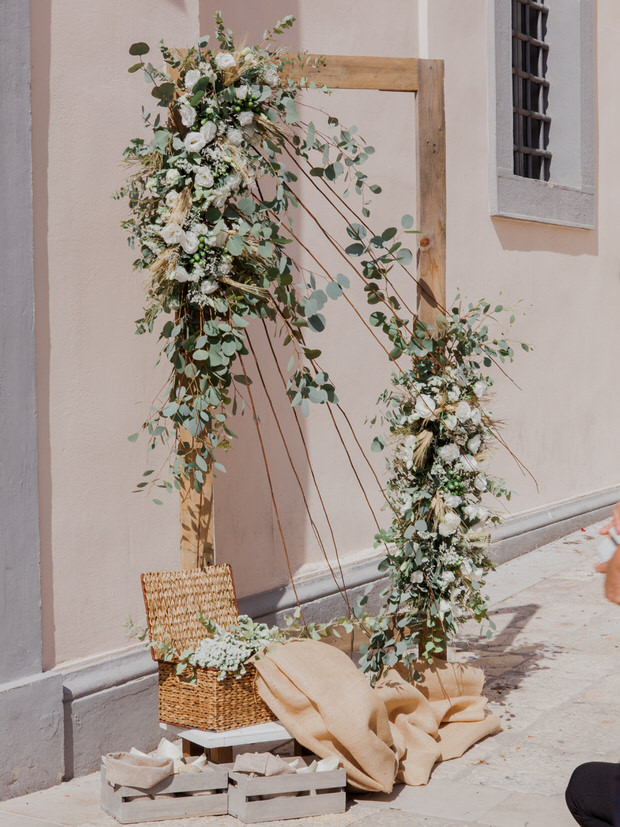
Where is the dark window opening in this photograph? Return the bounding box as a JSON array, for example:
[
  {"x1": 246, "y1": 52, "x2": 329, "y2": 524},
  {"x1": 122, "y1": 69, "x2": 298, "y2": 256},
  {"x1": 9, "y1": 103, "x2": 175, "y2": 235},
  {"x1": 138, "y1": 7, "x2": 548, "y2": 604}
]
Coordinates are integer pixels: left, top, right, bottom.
[{"x1": 512, "y1": 0, "x2": 551, "y2": 180}]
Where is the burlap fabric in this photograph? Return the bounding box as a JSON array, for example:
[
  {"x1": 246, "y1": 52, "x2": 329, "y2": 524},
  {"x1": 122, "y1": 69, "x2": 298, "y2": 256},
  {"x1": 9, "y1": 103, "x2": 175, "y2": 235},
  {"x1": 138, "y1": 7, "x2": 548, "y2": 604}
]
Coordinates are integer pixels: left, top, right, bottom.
[
  {"x1": 104, "y1": 753, "x2": 173, "y2": 789},
  {"x1": 255, "y1": 639, "x2": 500, "y2": 792}
]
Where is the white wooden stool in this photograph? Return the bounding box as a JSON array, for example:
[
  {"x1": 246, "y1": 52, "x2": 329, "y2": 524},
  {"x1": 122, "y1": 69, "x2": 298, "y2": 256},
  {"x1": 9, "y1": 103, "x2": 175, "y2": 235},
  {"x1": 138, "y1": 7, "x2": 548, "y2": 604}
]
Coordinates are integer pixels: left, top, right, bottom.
[{"x1": 159, "y1": 720, "x2": 295, "y2": 764}]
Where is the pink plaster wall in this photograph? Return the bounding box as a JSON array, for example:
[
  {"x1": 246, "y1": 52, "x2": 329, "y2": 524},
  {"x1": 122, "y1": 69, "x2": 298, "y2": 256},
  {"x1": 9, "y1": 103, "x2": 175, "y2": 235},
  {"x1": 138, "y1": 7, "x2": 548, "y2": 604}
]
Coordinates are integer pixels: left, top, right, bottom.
[
  {"x1": 32, "y1": 1, "x2": 619, "y2": 667},
  {"x1": 427, "y1": 0, "x2": 619, "y2": 519},
  {"x1": 32, "y1": 0, "x2": 200, "y2": 667}
]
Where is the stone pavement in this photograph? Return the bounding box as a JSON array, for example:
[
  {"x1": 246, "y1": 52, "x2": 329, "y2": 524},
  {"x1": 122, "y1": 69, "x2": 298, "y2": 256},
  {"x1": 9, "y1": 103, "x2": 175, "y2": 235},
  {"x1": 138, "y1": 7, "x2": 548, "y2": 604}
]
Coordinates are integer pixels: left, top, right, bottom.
[{"x1": 2, "y1": 519, "x2": 619, "y2": 827}]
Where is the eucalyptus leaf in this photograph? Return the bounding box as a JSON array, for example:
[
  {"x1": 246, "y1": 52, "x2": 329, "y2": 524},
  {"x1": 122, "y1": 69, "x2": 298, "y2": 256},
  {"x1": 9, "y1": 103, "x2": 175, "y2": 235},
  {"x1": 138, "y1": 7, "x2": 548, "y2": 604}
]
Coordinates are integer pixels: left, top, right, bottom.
[{"x1": 129, "y1": 42, "x2": 150, "y2": 56}]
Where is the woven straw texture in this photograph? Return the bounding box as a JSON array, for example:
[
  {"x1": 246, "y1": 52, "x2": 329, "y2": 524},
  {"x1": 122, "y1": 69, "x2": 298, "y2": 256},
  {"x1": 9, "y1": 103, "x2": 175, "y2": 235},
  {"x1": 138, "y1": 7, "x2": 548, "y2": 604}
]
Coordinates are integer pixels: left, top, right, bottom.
[
  {"x1": 141, "y1": 566, "x2": 276, "y2": 731},
  {"x1": 141, "y1": 566, "x2": 239, "y2": 653},
  {"x1": 158, "y1": 660, "x2": 275, "y2": 731}
]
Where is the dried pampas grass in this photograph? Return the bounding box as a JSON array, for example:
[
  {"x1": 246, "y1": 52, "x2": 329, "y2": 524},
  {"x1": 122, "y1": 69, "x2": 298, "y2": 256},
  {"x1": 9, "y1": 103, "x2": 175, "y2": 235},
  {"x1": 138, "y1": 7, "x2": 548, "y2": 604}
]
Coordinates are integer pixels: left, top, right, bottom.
[
  {"x1": 413, "y1": 429, "x2": 433, "y2": 468},
  {"x1": 430, "y1": 492, "x2": 446, "y2": 528},
  {"x1": 168, "y1": 187, "x2": 192, "y2": 227},
  {"x1": 218, "y1": 276, "x2": 270, "y2": 298},
  {"x1": 149, "y1": 247, "x2": 179, "y2": 284}
]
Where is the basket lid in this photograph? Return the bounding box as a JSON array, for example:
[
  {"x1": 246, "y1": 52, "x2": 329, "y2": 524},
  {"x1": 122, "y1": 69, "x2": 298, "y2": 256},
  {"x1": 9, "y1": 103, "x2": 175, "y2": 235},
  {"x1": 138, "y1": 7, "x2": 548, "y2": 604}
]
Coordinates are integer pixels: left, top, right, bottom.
[{"x1": 141, "y1": 565, "x2": 239, "y2": 655}]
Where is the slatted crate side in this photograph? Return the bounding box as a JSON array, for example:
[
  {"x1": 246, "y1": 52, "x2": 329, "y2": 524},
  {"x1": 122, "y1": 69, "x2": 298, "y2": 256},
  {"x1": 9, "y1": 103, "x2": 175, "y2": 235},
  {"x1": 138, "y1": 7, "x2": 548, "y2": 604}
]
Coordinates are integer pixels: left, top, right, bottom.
[
  {"x1": 100, "y1": 764, "x2": 228, "y2": 824},
  {"x1": 227, "y1": 764, "x2": 346, "y2": 824}
]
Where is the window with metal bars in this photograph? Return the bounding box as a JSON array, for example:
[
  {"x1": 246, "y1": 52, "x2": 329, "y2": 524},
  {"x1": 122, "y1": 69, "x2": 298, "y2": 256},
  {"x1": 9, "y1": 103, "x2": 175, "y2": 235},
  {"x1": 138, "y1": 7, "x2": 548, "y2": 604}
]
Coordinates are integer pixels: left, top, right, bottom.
[{"x1": 512, "y1": 0, "x2": 551, "y2": 181}]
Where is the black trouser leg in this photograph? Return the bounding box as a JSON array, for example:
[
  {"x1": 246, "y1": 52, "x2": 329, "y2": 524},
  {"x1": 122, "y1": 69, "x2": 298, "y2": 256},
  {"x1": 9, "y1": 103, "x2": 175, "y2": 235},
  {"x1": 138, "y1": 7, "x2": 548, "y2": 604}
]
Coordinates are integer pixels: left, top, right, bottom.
[{"x1": 566, "y1": 762, "x2": 617, "y2": 827}]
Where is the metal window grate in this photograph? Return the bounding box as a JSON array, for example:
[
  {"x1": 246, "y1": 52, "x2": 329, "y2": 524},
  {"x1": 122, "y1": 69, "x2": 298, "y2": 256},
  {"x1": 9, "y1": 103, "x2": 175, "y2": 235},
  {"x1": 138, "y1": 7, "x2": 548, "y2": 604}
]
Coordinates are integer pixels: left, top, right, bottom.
[{"x1": 512, "y1": 0, "x2": 551, "y2": 180}]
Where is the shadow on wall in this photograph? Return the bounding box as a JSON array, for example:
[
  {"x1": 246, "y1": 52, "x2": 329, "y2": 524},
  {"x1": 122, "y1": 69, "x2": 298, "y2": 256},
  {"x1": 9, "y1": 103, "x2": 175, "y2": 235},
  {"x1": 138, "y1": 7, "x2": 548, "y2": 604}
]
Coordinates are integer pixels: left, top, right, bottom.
[{"x1": 31, "y1": 0, "x2": 55, "y2": 670}]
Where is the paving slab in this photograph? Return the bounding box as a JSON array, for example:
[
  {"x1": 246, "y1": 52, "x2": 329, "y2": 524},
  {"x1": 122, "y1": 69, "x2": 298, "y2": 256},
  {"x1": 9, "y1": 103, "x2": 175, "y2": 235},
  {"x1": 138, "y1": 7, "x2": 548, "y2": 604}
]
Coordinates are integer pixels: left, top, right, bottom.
[
  {"x1": 0, "y1": 519, "x2": 617, "y2": 826},
  {"x1": 476, "y1": 791, "x2": 576, "y2": 827},
  {"x1": 354, "y1": 779, "x2": 511, "y2": 821},
  {"x1": 0, "y1": 812, "x2": 66, "y2": 827}
]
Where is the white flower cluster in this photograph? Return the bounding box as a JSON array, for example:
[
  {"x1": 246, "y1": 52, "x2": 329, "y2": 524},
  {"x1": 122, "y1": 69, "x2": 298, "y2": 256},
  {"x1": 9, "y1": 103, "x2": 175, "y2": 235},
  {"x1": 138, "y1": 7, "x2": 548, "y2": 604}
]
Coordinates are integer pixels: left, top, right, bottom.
[
  {"x1": 382, "y1": 356, "x2": 506, "y2": 626},
  {"x1": 189, "y1": 615, "x2": 280, "y2": 681},
  {"x1": 134, "y1": 45, "x2": 279, "y2": 308}
]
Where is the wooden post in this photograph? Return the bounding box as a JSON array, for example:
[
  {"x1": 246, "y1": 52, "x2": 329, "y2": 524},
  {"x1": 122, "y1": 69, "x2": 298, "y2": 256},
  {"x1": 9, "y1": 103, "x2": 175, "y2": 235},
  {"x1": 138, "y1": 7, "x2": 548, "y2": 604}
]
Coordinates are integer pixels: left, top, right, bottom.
[
  {"x1": 415, "y1": 61, "x2": 448, "y2": 658},
  {"x1": 179, "y1": 429, "x2": 214, "y2": 569},
  {"x1": 415, "y1": 59, "x2": 447, "y2": 327}
]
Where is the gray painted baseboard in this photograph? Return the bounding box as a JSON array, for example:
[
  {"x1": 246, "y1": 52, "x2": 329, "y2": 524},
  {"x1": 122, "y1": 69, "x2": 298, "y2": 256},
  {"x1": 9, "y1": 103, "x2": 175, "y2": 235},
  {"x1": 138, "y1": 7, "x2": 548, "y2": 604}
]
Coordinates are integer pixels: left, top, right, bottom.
[
  {"x1": 239, "y1": 486, "x2": 620, "y2": 619},
  {"x1": 490, "y1": 486, "x2": 620, "y2": 564},
  {"x1": 58, "y1": 485, "x2": 619, "y2": 780},
  {"x1": 0, "y1": 672, "x2": 64, "y2": 800}
]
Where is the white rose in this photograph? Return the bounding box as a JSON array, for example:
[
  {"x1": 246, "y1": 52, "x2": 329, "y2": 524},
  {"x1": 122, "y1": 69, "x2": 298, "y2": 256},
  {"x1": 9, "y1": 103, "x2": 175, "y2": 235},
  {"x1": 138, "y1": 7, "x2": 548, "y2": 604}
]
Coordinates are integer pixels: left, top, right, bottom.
[
  {"x1": 455, "y1": 401, "x2": 471, "y2": 422},
  {"x1": 238, "y1": 110, "x2": 254, "y2": 127},
  {"x1": 458, "y1": 454, "x2": 478, "y2": 473},
  {"x1": 215, "y1": 52, "x2": 236, "y2": 70},
  {"x1": 199, "y1": 60, "x2": 213, "y2": 73},
  {"x1": 184, "y1": 69, "x2": 201, "y2": 90},
  {"x1": 180, "y1": 230, "x2": 199, "y2": 254},
  {"x1": 194, "y1": 167, "x2": 214, "y2": 189},
  {"x1": 184, "y1": 131, "x2": 206, "y2": 153},
  {"x1": 463, "y1": 504, "x2": 479, "y2": 521},
  {"x1": 211, "y1": 191, "x2": 227, "y2": 209},
  {"x1": 200, "y1": 279, "x2": 219, "y2": 295},
  {"x1": 410, "y1": 571, "x2": 424, "y2": 584},
  {"x1": 475, "y1": 474, "x2": 488, "y2": 491},
  {"x1": 438, "y1": 512, "x2": 461, "y2": 537},
  {"x1": 165, "y1": 169, "x2": 180, "y2": 185},
  {"x1": 179, "y1": 103, "x2": 197, "y2": 127},
  {"x1": 263, "y1": 67, "x2": 279, "y2": 87},
  {"x1": 443, "y1": 413, "x2": 457, "y2": 430},
  {"x1": 172, "y1": 265, "x2": 191, "y2": 282},
  {"x1": 159, "y1": 221, "x2": 184, "y2": 245},
  {"x1": 438, "y1": 599, "x2": 451, "y2": 618},
  {"x1": 467, "y1": 435, "x2": 481, "y2": 454},
  {"x1": 165, "y1": 190, "x2": 179, "y2": 209},
  {"x1": 438, "y1": 443, "x2": 460, "y2": 464},
  {"x1": 473, "y1": 380, "x2": 488, "y2": 398},
  {"x1": 397, "y1": 434, "x2": 417, "y2": 465},
  {"x1": 236, "y1": 84, "x2": 248, "y2": 100},
  {"x1": 464, "y1": 504, "x2": 490, "y2": 523},
  {"x1": 470, "y1": 407, "x2": 482, "y2": 426},
  {"x1": 227, "y1": 128, "x2": 243, "y2": 146},
  {"x1": 218, "y1": 257, "x2": 232, "y2": 276},
  {"x1": 415, "y1": 393, "x2": 436, "y2": 420},
  {"x1": 200, "y1": 121, "x2": 217, "y2": 144},
  {"x1": 227, "y1": 172, "x2": 242, "y2": 190},
  {"x1": 444, "y1": 494, "x2": 462, "y2": 508}
]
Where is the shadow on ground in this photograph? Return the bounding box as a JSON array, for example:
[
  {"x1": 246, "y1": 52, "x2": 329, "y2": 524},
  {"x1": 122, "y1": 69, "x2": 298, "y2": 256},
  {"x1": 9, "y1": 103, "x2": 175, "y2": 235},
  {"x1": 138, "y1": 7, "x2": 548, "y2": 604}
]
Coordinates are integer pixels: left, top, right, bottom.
[{"x1": 452, "y1": 603, "x2": 565, "y2": 724}]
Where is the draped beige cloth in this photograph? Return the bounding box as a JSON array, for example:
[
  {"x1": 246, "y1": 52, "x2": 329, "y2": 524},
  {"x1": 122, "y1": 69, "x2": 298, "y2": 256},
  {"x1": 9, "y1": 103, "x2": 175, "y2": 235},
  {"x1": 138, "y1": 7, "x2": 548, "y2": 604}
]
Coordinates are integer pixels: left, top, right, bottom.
[
  {"x1": 104, "y1": 753, "x2": 173, "y2": 789},
  {"x1": 254, "y1": 639, "x2": 500, "y2": 792}
]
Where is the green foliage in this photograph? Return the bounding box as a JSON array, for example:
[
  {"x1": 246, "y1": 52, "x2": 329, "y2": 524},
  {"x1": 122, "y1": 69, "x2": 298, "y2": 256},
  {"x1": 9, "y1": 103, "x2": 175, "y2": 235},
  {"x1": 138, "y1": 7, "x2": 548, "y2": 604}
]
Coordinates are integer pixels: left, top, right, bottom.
[
  {"x1": 356, "y1": 299, "x2": 530, "y2": 682},
  {"x1": 119, "y1": 17, "x2": 356, "y2": 495}
]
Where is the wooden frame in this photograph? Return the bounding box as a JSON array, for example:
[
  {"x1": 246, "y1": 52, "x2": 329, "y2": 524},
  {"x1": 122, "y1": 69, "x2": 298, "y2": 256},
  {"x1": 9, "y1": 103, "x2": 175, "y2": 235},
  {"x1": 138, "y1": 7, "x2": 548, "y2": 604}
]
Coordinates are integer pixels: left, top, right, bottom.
[
  {"x1": 285, "y1": 55, "x2": 447, "y2": 324},
  {"x1": 180, "y1": 55, "x2": 447, "y2": 568}
]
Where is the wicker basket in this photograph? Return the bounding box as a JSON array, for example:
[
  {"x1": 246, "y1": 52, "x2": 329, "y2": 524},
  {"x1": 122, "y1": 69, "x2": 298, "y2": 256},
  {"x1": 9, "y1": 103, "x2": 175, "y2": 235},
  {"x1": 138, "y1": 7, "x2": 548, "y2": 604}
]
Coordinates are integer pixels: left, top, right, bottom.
[{"x1": 141, "y1": 566, "x2": 276, "y2": 732}]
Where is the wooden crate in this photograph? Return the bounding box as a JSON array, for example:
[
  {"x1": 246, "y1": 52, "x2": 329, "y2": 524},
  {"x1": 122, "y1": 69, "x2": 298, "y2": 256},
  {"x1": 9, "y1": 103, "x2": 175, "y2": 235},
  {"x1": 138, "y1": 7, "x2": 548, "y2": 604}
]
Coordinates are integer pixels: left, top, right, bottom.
[
  {"x1": 227, "y1": 758, "x2": 346, "y2": 824},
  {"x1": 100, "y1": 763, "x2": 228, "y2": 824}
]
